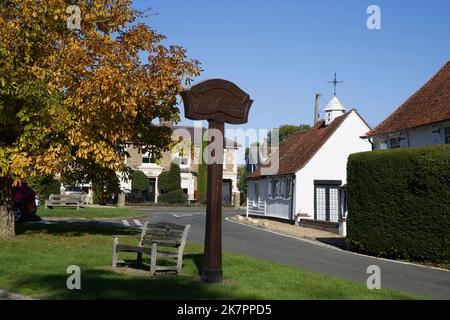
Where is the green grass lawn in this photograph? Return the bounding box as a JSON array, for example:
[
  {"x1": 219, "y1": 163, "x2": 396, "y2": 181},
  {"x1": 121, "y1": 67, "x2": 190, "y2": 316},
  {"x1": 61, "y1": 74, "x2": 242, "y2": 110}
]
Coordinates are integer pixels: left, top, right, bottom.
[
  {"x1": 38, "y1": 207, "x2": 145, "y2": 219},
  {"x1": 0, "y1": 223, "x2": 420, "y2": 300}
]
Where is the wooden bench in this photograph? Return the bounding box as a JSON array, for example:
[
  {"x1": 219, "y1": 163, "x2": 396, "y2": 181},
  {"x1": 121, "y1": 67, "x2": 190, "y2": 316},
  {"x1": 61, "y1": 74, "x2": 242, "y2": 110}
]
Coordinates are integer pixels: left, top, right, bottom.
[
  {"x1": 112, "y1": 222, "x2": 191, "y2": 275},
  {"x1": 44, "y1": 194, "x2": 85, "y2": 210}
]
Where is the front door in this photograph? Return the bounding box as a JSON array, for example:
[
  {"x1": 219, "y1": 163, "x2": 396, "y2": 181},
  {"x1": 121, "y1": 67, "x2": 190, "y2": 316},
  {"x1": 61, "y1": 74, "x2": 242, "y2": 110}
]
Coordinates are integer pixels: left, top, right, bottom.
[
  {"x1": 314, "y1": 181, "x2": 341, "y2": 223},
  {"x1": 145, "y1": 178, "x2": 156, "y2": 203}
]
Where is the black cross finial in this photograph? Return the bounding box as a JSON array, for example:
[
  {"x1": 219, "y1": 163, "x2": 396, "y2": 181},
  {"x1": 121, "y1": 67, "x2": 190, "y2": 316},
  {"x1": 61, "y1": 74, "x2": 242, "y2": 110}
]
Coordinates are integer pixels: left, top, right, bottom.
[{"x1": 328, "y1": 73, "x2": 343, "y2": 96}]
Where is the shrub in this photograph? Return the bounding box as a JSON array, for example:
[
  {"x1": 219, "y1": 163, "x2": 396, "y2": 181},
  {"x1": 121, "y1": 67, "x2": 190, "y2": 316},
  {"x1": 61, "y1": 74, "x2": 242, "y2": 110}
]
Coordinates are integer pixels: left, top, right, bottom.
[
  {"x1": 197, "y1": 135, "x2": 208, "y2": 204},
  {"x1": 158, "y1": 163, "x2": 181, "y2": 194},
  {"x1": 25, "y1": 175, "x2": 60, "y2": 201},
  {"x1": 157, "y1": 162, "x2": 184, "y2": 204},
  {"x1": 92, "y1": 169, "x2": 120, "y2": 205},
  {"x1": 131, "y1": 170, "x2": 149, "y2": 194},
  {"x1": 158, "y1": 189, "x2": 187, "y2": 205},
  {"x1": 237, "y1": 165, "x2": 247, "y2": 205},
  {"x1": 347, "y1": 144, "x2": 450, "y2": 263}
]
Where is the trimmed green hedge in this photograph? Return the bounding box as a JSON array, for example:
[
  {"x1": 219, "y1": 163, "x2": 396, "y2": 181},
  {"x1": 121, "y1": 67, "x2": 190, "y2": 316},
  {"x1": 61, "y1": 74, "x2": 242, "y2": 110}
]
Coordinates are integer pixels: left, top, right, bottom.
[
  {"x1": 347, "y1": 144, "x2": 450, "y2": 263},
  {"x1": 158, "y1": 163, "x2": 181, "y2": 194},
  {"x1": 131, "y1": 170, "x2": 149, "y2": 194},
  {"x1": 158, "y1": 190, "x2": 187, "y2": 204},
  {"x1": 158, "y1": 163, "x2": 185, "y2": 204}
]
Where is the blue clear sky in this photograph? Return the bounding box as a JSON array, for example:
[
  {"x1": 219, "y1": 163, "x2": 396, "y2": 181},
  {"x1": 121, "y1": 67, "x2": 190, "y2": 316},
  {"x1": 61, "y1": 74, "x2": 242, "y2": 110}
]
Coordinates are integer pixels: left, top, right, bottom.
[{"x1": 133, "y1": 0, "x2": 449, "y2": 139}]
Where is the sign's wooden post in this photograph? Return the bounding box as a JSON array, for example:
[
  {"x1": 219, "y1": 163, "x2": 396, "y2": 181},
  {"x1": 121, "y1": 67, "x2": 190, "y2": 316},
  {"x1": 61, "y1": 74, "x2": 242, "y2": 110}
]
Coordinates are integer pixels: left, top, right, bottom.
[
  {"x1": 203, "y1": 120, "x2": 224, "y2": 282},
  {"x1": 181, "y1": 79, "x2": 253, "y2": 283}
]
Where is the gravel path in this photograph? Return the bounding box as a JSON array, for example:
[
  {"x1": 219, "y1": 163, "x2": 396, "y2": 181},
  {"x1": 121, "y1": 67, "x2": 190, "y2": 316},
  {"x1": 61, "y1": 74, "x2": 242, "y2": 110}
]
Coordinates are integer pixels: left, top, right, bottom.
[{"x1": 229, "y1": 215, "x2": 342, "y2": 240}]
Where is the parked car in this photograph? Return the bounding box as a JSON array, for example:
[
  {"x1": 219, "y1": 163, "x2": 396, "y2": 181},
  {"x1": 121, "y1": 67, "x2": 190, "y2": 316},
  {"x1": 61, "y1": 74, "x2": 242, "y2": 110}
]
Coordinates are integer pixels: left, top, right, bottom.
[
  {"x1": 12, "y1": 183, "x2": 41, "y2": 222},
  {"x1": 63, "y1": 185, "x2": 84, "y2": 196}
]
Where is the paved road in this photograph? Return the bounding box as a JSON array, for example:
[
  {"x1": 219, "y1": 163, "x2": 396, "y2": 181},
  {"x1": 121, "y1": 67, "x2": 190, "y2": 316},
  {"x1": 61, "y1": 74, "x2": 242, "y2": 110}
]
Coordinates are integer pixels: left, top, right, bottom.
[{"x1": 126, "y1": 208, "x2": 450, "y2": 300}]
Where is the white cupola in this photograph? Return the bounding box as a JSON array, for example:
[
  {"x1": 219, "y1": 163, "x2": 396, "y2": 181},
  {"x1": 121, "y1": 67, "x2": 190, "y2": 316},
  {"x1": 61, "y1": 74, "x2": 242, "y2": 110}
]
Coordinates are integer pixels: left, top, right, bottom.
[{"x1": 324, "y1": 96, "x2": 346, "y2": 126}]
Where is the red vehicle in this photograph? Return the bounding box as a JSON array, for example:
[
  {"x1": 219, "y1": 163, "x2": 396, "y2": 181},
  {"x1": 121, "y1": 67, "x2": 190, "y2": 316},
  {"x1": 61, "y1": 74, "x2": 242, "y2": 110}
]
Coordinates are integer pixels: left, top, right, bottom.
[{"x1": 12, "y1": 183, "x2": 40, "y2": 222}]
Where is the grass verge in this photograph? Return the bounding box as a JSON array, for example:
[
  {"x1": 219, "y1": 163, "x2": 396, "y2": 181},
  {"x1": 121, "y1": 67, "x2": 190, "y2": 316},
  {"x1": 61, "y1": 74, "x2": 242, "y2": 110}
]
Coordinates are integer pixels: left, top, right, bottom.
[
  {"x1": 0, "y1": 223, "x2": 420, "y2": 300},
  {"x1": 37, "y1": 207, "x2": 144, "y2": 219}
]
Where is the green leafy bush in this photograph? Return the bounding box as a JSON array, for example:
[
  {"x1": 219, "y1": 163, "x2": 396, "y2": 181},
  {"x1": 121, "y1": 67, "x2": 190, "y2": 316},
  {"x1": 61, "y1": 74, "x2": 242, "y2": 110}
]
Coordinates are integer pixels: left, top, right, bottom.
[
  {"x1": 25, "y1": 175, "x2": 60, "y2": 201},
  {"x1": 237, "y1": 165, "x2": 247, "y2": 205},
  {"x1": 131, "y1": 170, "x2": 149, "y2": 194},
  {"x1": 92, "y1": 169, "x2": 120, "y2": 205},
  {"x1": 158, "y1": 163, "x2": 181, "y2": 194},
  {"x1": 347, "y1": 145, "x2": 450, "y2": 263},
  {"x1": 158, "y1": 189, "x2": 187, "y2": 204},
  {"x1": 158, "y1": 162, "x2": 185, "y2": 204},
  {"x1": 197, "y1": 136, "x2": 208, "y2": 204}
]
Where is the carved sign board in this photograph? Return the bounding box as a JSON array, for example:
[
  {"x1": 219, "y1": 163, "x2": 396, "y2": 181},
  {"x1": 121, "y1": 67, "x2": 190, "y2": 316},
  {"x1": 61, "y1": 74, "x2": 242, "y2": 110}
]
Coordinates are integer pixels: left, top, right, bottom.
[
  {"x1": 181, "y1": 79, "x2": 253, "y2": 124},
  {"x1": 180, "y1": 78, "x2": 252, "y2": 284}
]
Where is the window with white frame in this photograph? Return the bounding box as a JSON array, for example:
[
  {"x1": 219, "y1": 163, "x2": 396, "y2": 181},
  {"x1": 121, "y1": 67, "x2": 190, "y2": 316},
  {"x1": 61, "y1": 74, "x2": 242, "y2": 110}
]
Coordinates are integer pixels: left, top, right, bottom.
[
  {"x1": 172, "y1": 151, "x2": 189, "y2": 166},
  {"x1": 173, "y1": 156, "x2": 189, "y2": 166},
  {"x1": 285, "y1": 178, "x2": 292, "y2": 199},
  {"x1": 276, "y1": 179, "x2": 281, "y2": 198},
  {"x1": 271, "y1": 179, "x2": 276, "y2": 199},
  {"x1": 389, "y1": 137, "x2": 400, "y2": 149},
  {"x1": 445, "y1": 127, "x2": 450, "y2": 144},
  {"x1": 254, "y1": 181, "x2": 260, "y2": 198},
  {"x1": 142, "y1": 153, "x2": 156, "y2": 164},
  {"x1": 254, "y1": 181, "x2": 260, "y2": 206},
  {"x1": 281, "y1": 178, "x2": 287, "y2": 198},
  {"x1": 268, "y1": 179, "x2": 272, "y2": 198}
]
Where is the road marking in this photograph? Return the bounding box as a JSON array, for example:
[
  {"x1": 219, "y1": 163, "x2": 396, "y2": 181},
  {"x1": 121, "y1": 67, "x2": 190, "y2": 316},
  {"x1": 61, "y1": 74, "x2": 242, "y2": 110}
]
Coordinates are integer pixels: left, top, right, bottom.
[
  {"x1": 121, "y1": 220, "x2": 130, "y2": 226},
  {"x1": 133, "y1": 219, "x2": 143, "y2": 226},
  {"x1": 172, "y1": 212, "x2": 203, "y2": 218}
]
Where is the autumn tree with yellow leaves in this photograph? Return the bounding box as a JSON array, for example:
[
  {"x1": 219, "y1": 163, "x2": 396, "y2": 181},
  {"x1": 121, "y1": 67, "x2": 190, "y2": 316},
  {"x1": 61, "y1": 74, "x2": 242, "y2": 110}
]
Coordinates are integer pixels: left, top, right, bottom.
[{"x1": 0, "y1": 0, "x2": 201, "y2": 237}]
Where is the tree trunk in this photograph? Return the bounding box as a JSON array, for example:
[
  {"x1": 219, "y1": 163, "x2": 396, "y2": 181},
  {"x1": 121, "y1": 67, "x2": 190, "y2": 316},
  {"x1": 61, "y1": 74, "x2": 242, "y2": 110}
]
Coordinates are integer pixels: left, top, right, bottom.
[{"x1": 0, "y1": 177, "x2": 14, "y2": 238}]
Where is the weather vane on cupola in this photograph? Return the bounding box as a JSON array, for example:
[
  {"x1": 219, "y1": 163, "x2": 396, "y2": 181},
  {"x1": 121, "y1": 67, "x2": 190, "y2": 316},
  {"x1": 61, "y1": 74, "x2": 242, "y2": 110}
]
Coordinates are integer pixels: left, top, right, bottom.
[{"x1": 328, "y1": 73, "x2": 343, "y2": 96}]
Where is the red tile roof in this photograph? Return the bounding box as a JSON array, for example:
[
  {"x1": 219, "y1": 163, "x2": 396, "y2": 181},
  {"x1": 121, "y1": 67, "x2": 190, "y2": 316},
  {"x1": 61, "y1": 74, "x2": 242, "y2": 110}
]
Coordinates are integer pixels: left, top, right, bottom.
[
  {"x1": 366, "y1": 61, "x2": 450, "y2": 137},
  {"x1": 249, "y1": 111, "x2": 352, "y2": 178}
]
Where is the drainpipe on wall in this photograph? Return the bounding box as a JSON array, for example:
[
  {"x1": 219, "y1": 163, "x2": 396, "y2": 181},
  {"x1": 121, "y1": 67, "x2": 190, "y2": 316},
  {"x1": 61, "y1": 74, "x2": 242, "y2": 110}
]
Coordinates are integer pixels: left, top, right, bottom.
[{"x1": 368, "y1": 137, "x2": 374, "y2": 151}]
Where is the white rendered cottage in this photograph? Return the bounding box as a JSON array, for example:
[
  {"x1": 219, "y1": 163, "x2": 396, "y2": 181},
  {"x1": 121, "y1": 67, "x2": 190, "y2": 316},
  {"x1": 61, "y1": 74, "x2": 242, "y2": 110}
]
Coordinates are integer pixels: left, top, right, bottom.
[
  {"x1": 247, "y1": 97, "x2": 371, "y2": 235},
  {"x1": 366, "y1": 61, "x2": 450, "y2": 149}
]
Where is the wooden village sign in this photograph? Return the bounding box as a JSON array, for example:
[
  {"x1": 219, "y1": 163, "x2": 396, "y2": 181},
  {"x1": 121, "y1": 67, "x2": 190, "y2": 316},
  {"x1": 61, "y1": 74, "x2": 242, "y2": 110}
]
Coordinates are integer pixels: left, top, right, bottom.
[{"x1": 181, "y1": 79, "x2": 253, "y2": 283}]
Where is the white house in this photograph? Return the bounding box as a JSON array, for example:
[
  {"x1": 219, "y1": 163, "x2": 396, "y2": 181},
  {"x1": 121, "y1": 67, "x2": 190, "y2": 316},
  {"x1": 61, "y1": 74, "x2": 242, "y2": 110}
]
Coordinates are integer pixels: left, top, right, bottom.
[
  {"x1": 247, "y1": 96, "x2": 372, "y2": 234},
  {"x1": 366, "y1": 61, "x2": 450, "y2": 149},
  {"x1": 120, "y1": 125, "x2": 241, "y2": 205}
]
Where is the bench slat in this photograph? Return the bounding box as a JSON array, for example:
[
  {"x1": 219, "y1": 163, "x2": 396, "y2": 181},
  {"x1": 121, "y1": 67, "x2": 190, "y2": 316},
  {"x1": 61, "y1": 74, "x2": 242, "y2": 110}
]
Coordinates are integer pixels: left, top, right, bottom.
[
  {"x1": 144, "y1": 229, "x2": 183, "y2": 237},
  {"x1": 115, "y1": 245, "x2": 152, "y2": 255},
  {"x1": 143, "y1": 235, "x2": 181, "y2": 242},
  {"x1": 148, "y1": 223, "x2": 185, "y2": 231},
  {"x1": 141, "y1": 240, "x2": 180, "y2": 247}
]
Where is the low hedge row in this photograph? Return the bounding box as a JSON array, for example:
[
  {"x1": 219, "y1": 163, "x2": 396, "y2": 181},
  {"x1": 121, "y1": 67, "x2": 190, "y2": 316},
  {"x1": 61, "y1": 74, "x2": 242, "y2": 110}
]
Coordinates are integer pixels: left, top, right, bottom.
[
  {"x1": 347, "y1": 144, "x2": 450, "y2": 263},
  {"x1": 158, "y1": 190, "x2": 187, "y2": 204}
]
